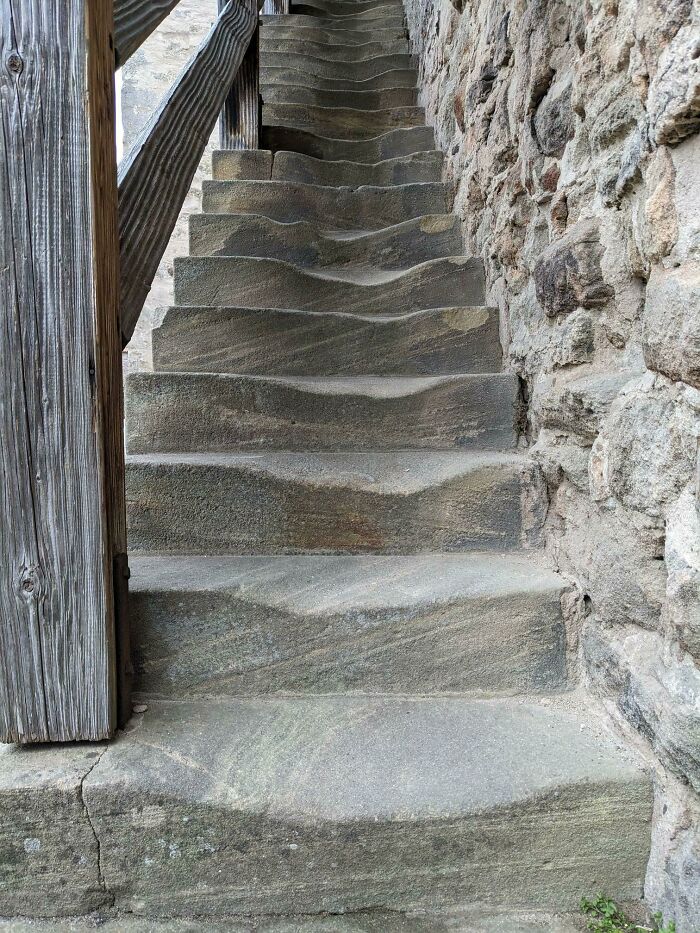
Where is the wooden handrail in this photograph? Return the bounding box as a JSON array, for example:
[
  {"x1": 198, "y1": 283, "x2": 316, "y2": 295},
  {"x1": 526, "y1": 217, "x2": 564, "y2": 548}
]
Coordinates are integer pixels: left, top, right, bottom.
[
  {"x1": 118, "y1": 0, "x2": 260, "y2": 345},
  {"x1": 114, "y1": 0, "x2": 182, "y2": 66}
]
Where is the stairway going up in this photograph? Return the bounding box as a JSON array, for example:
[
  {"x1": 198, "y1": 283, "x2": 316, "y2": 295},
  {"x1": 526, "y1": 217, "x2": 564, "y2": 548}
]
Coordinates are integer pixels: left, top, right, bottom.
[{"x1": 0, "y1": 0, "x2": 652, "y2": 922}]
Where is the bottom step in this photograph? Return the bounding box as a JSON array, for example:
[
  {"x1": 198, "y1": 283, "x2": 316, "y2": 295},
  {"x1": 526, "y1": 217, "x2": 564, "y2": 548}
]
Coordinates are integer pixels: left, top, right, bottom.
[
  {"x1": 0, "y1": 696, "x2": 651, "y2": 918},
  {"x1": 0, "y1": 908, "x2": 588, "y2": 931}
]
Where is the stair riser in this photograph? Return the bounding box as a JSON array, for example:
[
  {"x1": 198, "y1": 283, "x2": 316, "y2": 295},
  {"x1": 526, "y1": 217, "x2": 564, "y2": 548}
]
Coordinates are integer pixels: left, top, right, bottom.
[
  {"x1": 262, "y1": 104, "x2": 425, "y2": 139},
  {"x1": 270, "y1": 150, "x2": 443, "y2": 185},
  {"x1": 131, "y1": 576, "x2": 566, "y2": 698},
  {"x1": 126, "y1": 458, "x2": 541, "y2": 555},
  {"x1": 260, "y1": 25, "x2": 407, "y2": 43},
  {"x1": 88, "y1": 795, "x2": 650, "y2": 916},
  {"x1": 173, "y1": 257, "x2": 484, "y2": 314},
  {"x1": 261, "y1": 14, "x2": 407, "y2": 31},
  {"x1": 261, "y1": 67, "x2": 418, "y2": 92},
  {"x1": 259, "y1": 53, "x2": 413, "y2": 81},
  {"x1": 201, "y1": 181, "x2": 449, "y2": 230},
  {"x1": 294, "y1": 0, "x2": 406, "y2": 17},
  {"x1": 125, "y1": 373, "x2": 519, "y2": 454},
  {"x1": 262, "y1": 125, "x2": 434, "y2": 160},
  {"x1": 188, "y1": 214, "x2": 459, "y2": 267},
  {"x1": 261, "y1": 38, "x2": 409, "y2": 58},
  {"x1": 152, "y1": 306, "x2": 503, "y2": 376},
  {"x1": 262, "y1": 85, "x2": 418, "y2": 109}
]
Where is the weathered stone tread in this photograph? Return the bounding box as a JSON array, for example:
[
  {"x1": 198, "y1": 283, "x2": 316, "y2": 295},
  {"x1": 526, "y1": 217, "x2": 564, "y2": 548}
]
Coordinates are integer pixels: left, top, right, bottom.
[
  {"x1": 189, "y1": 213, "x2": 460, "y2": 267},
  {"x1": 259, "y1": 52, "x2": 413, "y2": 82},
  {"x1": 173, "y1": 255, "x2": 484, "y2": 313},
  {"x1": 125, "y1": 372, "x2": 519, "y2": 453},
  {"x1": 262, "y1": 85, "x2": 419, "y2": 110},
  {"x1": 260, "y1": 38, "x2": 409, "y2": 60},
  {"x1": 201, "y1": 179, "x2": 449, "y2": 229},
  {"x1": 126, "y1": 450, "x2": 542, "y2": 555},
  {"x1": 129, "y1": 553, "x2": 566, "y2": 697},
  {"x1": 152, "y1": 305, "x2": 503, "y2": 376},
  {"x1": 261, "y1": 67, "x2": 418, "y2": 92},
  {"x1": 262, "y1": 103, "x2": 425, "y2": 139},
  {"x1": 75, "y1": 696, "x2": 650, "y2": 915},
  {"x1": 261, "y1": 125, "x2": 434, "y2": 160}
]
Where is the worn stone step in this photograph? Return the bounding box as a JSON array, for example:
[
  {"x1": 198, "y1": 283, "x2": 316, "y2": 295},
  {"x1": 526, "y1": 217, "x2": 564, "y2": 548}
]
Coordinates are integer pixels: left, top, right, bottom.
[
  {"x1": 261, "y1": 37, "x2": 408, "y2": 59},
  {"x1": 261, "y1": 66, "x2": 418, "y2": 91},
  {"x1": 129, "y1": 553, "x2": 566, "y2": 697},
  {"x1": 271, "y1": 150, "x2": 443, "y2": 185},
  {"x1": 126, "y1": 373, "x2": 519, "y2": 454},
  {"x1": 1, "y1": 695, "x2": 650, "y2": 916},
  {"x1": 0, "y1": 909, "x2": 594, "y2": 931},
  {"x1": 262, "y1": 125, "x2": 433, "y2": 161},
  {"x1": 263, "y1": 103, "x2": 424, "y2": 139},
  {"x1": 259, "y1": 52, "x2": 413, "y2": 81},
  {"x1": 126, "y1": 451, "x2": 543, "y2": 555},
  {"x1": 189, "y1": 214, "x2": 460, "y2": 268},
  {"x1": 260, "y1": 23, "x2": 407, "y2": 43},
  {"x1": 174, "y1": 256, "x2": 483, "y2": 313},
  {"x1": 262, "y1": 84, "x2": 418, "y2": 109},
  {"x1": 153, "y1": 305, "x2": 502, "y2": 376},
  {"x1": 201, "y1": 180, "x2": 449, "y2": 229},
  {"x1": 294, "y1": 0, "x2": 406, "y2": 17},
  {"x1": 261, "y1": 13, "x2": 407, "y2": 31}
]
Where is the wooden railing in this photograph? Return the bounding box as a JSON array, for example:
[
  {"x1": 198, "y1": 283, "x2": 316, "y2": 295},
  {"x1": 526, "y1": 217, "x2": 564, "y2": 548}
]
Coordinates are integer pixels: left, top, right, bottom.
[{"x1": 0, "y1": 0, "x2": 281, "y2": 744}]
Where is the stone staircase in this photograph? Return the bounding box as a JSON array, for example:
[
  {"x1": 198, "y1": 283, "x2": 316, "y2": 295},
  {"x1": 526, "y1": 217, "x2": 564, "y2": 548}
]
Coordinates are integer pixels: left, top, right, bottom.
[{"x1": 0, "y1": 0, "x2": 652, "y2": 924}]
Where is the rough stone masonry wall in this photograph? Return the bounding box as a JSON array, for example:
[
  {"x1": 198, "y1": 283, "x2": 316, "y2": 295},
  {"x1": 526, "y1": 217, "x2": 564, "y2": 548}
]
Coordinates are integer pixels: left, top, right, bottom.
[{"x1": 403, "y1": 0, "x2": 700, "y2": 926}]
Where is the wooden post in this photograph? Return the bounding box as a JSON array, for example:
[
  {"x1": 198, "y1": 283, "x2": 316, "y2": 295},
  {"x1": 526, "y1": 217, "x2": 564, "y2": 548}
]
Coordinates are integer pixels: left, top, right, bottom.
[
  {"x1": 263, "y1": 0, "x2": 290, "y2": 12},
  {"x1": 219, "y1": 0, "x2": 261, "y2": 149},
  {"x1": 0, "y1": 0, "x2": 130, "y2": 742}
]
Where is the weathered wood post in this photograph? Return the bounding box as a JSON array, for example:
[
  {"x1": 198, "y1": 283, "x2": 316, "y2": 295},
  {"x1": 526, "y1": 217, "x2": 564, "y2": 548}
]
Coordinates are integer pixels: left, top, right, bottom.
[
  {"x1": 0, "y1": 0, "x2": 130, "y2": 742},
  {"x1": 263, "y1": 0, "x2": 290, "y2": 13},
  {"x1": 219, "y1": 0, "x2": 261, "y2": 148}
]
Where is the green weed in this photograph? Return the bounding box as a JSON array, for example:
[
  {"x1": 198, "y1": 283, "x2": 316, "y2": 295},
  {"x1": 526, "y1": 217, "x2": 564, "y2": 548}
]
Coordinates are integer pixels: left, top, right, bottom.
[{"x1": 580, "y1": 895, "x2": 676, "y2": 933}]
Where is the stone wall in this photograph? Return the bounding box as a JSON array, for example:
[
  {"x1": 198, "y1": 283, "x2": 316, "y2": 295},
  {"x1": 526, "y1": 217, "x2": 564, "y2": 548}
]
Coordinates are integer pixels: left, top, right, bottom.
[
  {"x1": 403, "y1": 0, "x2": 699, "y2": 927},
  {"x1": 120, "y1": 0, "x2": 219, "y2": 371}
]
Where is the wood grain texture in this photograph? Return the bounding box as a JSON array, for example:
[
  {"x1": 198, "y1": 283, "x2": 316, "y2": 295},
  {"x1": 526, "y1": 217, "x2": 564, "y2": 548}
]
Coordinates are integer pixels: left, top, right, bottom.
[
  {"x1": 262, "y1": 0, "x2": 290, "y2": 15},
  {"x1": 219, "y1": 0, "x2": 260, "y2": 150},
  {"x1": 0, "y1": 0, "x2": 126, "y2": 742},
  {"x1": 113, "y1": 0, "x2": 181, "y2": 66},
  {"x1": 118, "y1": 0, "x2": 258, "y2": 344}
]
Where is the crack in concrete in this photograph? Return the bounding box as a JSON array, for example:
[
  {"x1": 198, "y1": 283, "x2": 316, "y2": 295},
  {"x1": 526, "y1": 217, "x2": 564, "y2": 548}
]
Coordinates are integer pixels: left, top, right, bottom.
[{"x1": 78, "y1": 746, "x2": 114, "y2": 908}]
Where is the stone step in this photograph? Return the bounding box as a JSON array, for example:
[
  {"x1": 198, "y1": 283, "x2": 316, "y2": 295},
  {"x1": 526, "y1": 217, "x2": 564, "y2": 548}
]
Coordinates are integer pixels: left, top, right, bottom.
[
  {"x1": 262, "y1": 103, "x2": 425, "y2": 139},
  {"x1": 0, "y1": 909, "x2": 593, "y2": 931},
  {"x1": 294, "y1": 0, "x2": 406, "y2": 17},
  {"x1": 126, "y1": 451, "x2": 543, "y2": 555},
  {"x1": 262, "y1": 84, "x2": 418, "y2": 109},
  {"x1": 129, "y1": 553, "x2": 566, "y2": 697},
  {"x1": 201, "y1": 180, "x2": 449, "y2": 229},
  {"x1": 260, "y1": 37, "x2": 409, "y2": 59},
  {"x1": 261, "y1": 66, "x2": 418, "y2": 91},
  {"x1": 1, "y1": 695, "x2": 651, "y2": 916},
  {"x1": 189, "y1": 213, "x2": 460, "y2": 267},
  {"x1": 259, "y1": 52, "x2": 413, "y2": 81},
  {"x1": 260, "y1": 23, "x2": 408, "y2": 43},
  {"x1": 271, "y1": 149, "x2": 443, "y2": 185},
  {"x1": 173, "y1": 256, "x2": 484, "y2": 313},
  {"x1": 125, "y1": 373, "x2": 519, "y2": 454},
  {"x1": 262, "y1": 124, "x2": 433, "y2": 160},
  {"x1": 152, "y1": 305, "x2": 502, "y2": 376},
  {"x1": 261, "y1": 13, "x2": 407, "y2": 31}
]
